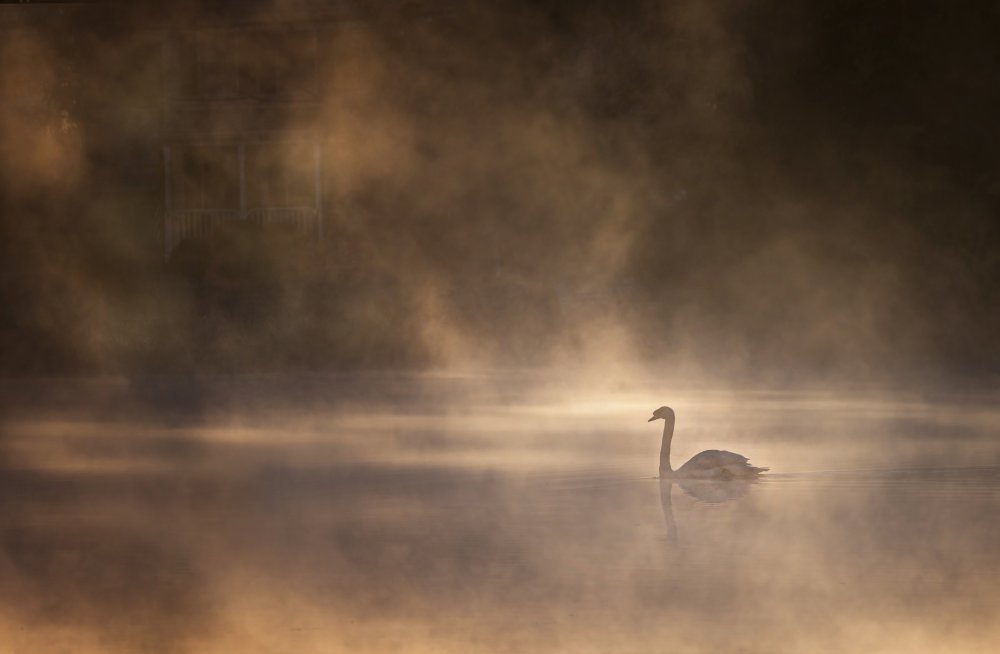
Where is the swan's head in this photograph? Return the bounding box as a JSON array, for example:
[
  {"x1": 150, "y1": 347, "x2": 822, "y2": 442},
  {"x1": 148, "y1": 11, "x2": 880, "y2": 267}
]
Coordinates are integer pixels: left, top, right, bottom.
[{"x1": 648, "y1": 406, "x2": 675, "y2": 422}]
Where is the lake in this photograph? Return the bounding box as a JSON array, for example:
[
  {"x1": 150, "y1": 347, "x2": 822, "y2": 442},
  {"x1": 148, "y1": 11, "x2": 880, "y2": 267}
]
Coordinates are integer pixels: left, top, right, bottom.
[{"x1": 1, "y1": 373, "x2": 998, "y2": 652}]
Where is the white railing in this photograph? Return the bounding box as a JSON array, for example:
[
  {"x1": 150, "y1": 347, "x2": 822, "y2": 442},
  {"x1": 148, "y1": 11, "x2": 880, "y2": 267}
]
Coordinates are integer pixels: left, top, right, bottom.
[
  {"x1": 164, "y1": 207, "x2": 319, "y2": 259},
  {"x1": 246, "y1": 207, "x2": 317, "y2": 230}
]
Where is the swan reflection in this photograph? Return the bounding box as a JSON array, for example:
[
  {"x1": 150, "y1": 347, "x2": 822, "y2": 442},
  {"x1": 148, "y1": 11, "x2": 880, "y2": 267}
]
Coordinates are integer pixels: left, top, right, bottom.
[{"x1": 659, "y1": 479, "x2": 756, "y2": 545}]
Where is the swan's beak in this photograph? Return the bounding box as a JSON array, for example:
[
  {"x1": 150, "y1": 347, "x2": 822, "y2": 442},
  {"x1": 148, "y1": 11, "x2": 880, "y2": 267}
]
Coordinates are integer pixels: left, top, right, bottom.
[{"x1": 647, "y1": 416, "x2": 657, "y2": 422}]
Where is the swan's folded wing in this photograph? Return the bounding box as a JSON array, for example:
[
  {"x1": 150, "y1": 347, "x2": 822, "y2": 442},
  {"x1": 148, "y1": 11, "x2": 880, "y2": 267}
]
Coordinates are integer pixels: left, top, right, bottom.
[
  {"x1": 716, "y1": 450, "x2": 750, "y2": 465},
  {"x1": 681, "y1": 450, "x2": 748, "y2": 470},
  {"x1": 705, "y1": 450, "x2": 749, "y2": 466}
]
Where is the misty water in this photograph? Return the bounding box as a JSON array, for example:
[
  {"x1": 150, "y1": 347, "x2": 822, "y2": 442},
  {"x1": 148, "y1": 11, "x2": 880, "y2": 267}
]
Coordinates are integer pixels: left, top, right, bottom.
[{"x1": 2, "y1": 374, "x2": 999, "y2": 653}]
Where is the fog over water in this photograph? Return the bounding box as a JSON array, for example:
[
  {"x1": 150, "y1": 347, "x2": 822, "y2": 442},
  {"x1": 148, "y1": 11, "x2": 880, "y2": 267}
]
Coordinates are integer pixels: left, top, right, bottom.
[
  {"x1": 2, "y1": 0, "x2": 1000, "y2": 651},
  {"x1": 1, "y1": 374, "x2": 999, "y2": 652}
]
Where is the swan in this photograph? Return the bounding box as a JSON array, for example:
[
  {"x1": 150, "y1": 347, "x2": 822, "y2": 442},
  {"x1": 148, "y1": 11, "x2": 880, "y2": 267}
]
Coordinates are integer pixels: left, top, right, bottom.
[{"x1": 649, "y1": 406, "x2": 767, "y2": 479}]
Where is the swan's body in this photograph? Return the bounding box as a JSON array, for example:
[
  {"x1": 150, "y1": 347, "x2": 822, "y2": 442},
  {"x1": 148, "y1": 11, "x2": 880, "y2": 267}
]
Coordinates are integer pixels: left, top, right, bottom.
[{"x1": 649, "y1": 406, "x2": 767, "y2": 479}]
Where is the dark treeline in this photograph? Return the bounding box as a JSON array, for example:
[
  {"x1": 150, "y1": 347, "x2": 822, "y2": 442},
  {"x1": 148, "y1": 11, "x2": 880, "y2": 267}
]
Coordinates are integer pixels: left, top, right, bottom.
[{"x1": 1, "y1": 0, "x2": 998, "y2": 381}]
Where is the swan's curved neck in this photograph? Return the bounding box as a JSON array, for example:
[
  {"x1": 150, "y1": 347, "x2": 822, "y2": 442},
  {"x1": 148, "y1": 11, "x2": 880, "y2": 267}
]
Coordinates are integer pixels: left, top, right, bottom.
[{"x1": 659, "y1": 415, "x2": 675, "y2": 476}]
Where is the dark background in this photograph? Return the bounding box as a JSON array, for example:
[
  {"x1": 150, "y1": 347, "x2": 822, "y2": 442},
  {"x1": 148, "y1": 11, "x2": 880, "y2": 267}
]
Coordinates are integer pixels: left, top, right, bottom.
[{"x1": 2, "y1": 0, "x2": 999, "y2": 384}]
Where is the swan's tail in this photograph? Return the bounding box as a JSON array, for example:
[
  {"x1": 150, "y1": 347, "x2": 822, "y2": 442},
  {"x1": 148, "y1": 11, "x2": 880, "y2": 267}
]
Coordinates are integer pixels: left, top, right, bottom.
[{"x1": 720, "y1": 463, "x2": 769, "y2": 479}]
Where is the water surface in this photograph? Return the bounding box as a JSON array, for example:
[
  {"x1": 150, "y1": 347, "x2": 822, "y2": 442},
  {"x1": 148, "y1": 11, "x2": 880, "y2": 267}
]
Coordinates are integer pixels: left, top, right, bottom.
[{"x1": 1, "y1": 375, "x2": 998, "y2": 652}]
